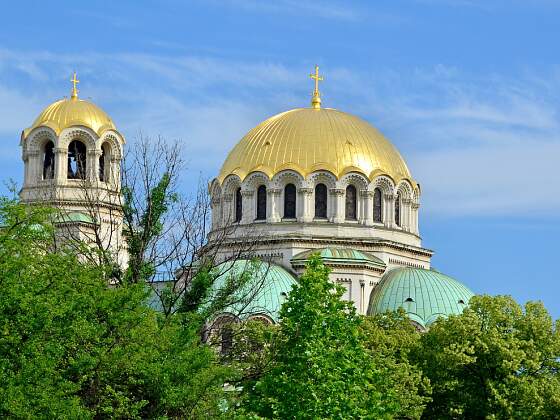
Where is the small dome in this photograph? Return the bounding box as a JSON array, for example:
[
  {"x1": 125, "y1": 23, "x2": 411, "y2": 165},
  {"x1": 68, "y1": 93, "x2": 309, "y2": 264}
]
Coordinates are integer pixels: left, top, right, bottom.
[
  {"x1": 210, "y1": 259, "x2": 297, "y2": 323},
  {"x1": 218, "y1": 107, "x2": 414, "y2": 185},
  {"x1": 367, "y1": 267, "x2": 474, "y2": 329},
  {"x1": 291, "y1": 247, "x2": 386, "y2": 270},
  {"x1": 24, "y1": 97, "x2": 116, "y2": 138}
]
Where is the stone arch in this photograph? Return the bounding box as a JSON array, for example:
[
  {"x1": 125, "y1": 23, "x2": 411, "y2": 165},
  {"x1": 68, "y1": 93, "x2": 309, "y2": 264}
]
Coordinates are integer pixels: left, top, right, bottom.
[
  {"x1": 338, "y1": 172, "x2": 369, "y2": 191},
  {"x1": 59, "y1": 127, "x2": 97, "y2": 150},
  {"x1": 221, "y1": 174, "x2": 242, "y2": 195},
  {"x1": 98, "y1": 132, "x2": 123, "y2": 160},
  {"x1": 271, "y1": 170, "x2": 304, "y2": 190},
  {"x1": 26, "y1": 127, "x2": 58, "y2": 154},
  {"x1": 370, "y1": 175, "x2": 395, "y2": 195},
  {"x1": 247, "y1": 313, "x2": 275, "y2": 325},
  {"x1": 396, "y1": 179, "x2": 414, "y2": 200},
  {"x1": 307, "y1": 170, "x2": 337, "y2": 189},
  {"x1": 220, "y1": 175, "x2": 242, "y2": 225},
  {"x1": 242, "y1": 171, "x2": 270, "y2": 191}
]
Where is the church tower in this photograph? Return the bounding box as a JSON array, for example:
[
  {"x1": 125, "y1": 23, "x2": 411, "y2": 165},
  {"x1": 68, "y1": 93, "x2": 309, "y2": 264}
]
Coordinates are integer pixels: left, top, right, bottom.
[{"x1": 19, "y1": 73, "x2": 127, "y2": 266}]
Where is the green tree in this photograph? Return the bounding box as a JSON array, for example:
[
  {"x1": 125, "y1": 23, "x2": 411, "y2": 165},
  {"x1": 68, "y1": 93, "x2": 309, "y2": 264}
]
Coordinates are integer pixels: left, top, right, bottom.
[
  {"x1": 416, "y1": 295, "x2": 560, "y2": 419},
  {"x1": 0, "y1": 197, "x2": 234, "y2": 419},
  {"x1": 361, "y1": 311, "x2": 431, "y2": 419},
  {"x1": 241, "y1": 255, "x2": 399, "y2": 419}
]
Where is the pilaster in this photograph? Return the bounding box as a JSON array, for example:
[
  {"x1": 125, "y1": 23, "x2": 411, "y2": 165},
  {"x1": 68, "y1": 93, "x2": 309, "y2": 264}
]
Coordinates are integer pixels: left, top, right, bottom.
[
  {"x1": 241, "y1": 190, "x2": 254, "y2": 224},
  {"x1": 267, "y1": 188, "x2": 281, "y2": 223},
  {"x1": 361, "y1": 190, "x2": 374, "y2": 226},
  {"x1": 298, "y1": 187, "x2": 314, "y2": 222},
  {"x1": 330, "y1": 188, "x2": 345, "y2": 223}
]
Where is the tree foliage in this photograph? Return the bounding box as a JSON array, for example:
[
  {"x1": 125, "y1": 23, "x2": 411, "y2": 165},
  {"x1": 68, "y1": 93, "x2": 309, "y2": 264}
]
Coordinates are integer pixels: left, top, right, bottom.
[
  {"x1": 241, "y1": 255, "x2": 400, "y2": 419},
  {"x1": 0, "y1": 198, "x2": 233, "y2": 419},
  {"x1": 416, "y1": 295, "x2": 560, "y2": 419},
  {"x1": 361, "y1": 310, "x2": 431, "y2": 419}
]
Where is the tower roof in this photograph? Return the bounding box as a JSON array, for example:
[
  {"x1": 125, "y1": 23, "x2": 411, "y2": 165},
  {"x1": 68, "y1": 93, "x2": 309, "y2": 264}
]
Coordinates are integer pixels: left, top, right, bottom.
[
  {"x1": 23, "y1": 74, "x2": 116, "y2": 138},
  {"x1": 217, "y1": 107, "x2": 414, "y2": 185}
]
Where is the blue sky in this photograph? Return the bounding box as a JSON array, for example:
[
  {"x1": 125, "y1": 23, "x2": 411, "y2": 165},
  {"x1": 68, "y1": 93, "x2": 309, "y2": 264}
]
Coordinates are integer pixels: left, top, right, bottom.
[{"x1": 1, "y1": 0, "x2": 559, "y2": 317}]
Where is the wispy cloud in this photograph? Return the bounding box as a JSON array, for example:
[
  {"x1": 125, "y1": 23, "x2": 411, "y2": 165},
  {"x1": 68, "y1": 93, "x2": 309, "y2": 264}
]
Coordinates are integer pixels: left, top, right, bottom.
[{"x1": 1, "y1": 49, "x2": 558, "y2": 217}]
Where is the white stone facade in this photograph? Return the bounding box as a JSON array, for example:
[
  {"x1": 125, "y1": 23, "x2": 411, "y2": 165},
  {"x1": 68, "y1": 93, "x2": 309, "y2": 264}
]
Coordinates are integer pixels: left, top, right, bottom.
[{"x1": 207, "y1": 169, "x2": 432, "y2": 315}]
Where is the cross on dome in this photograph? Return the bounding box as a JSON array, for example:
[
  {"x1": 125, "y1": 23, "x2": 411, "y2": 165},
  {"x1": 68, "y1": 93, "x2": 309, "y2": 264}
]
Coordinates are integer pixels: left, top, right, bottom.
[
  {"x1": 70, "y1": 72, "x2": 80, "y2": 99},
  {"x1": 309, "y1": 65, "x2": 323, "y2": 109}
]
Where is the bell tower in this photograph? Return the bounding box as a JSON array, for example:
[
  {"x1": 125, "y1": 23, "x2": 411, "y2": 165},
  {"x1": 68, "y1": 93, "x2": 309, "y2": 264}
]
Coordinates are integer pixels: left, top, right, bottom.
[{"x1": 20, "y1": 73, "x2": 127, "y2": 266}]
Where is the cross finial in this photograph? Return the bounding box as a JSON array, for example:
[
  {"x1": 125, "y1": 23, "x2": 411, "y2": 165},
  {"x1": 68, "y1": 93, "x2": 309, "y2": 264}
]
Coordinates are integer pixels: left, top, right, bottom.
[
  {"x1": 70, "y1": 72, "x2": 79, "y2": 99},
  {"x1": 309, "y1": 65, "x2": 323, "y2": 109}
]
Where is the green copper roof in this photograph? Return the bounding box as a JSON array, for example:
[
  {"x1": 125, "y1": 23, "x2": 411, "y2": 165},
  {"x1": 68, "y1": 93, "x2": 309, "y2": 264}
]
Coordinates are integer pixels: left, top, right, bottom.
[
  {"x1": 53, "y1": 212, "x2": 95, "y2": 224},
  {"x1": 367, "y1": 267, "x2": 474, "y2": 329},
  {"x1": 210, "y1": 259, "x2": 297, "y2": 323},
  {"x1": 291, "y1": 247, "x2": 386, "y2": 269}
]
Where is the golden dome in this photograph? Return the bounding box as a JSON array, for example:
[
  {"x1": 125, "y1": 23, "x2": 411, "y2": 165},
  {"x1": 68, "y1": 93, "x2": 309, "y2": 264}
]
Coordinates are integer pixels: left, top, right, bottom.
[
  {"x1": 24, "y1": 74, "x2": 116, "y2": 139},
  {"x1": 218, "y1": 107, "x2": 414, "y2": 185},
  {"x1": 24, "y1": 97, "x2": 116, "y2": 138}
]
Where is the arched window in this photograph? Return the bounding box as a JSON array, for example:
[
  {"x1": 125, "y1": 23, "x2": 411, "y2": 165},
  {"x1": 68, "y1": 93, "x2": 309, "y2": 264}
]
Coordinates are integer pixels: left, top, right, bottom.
[
  {"x1": 373, "y1": 188, "x2": 383, "y2": 223},
  {"x1": 256, "y1": 185, "x2": 267, "y2": 220},
  {"x1": 284, "y1": 183, "x2": 296, "y2": 218},
  {"x1": 42, "y1": 141, "x2": 55, "y2": 180},
  {"x1": 395, "y1": 192, "x2": 401, "y2": 227},
  {"x1": 235, "y1": 187, "x2": 242, "y2": 222},
  {"x1": 314, "y1": 183, "x2": 327, "y2": 219},
  {"x1": 67, "y1": 140, "x2": 87, "y2": 180},
  {"x1": 99, "y1": 142, "x2": 110, "y2": 182},
  {"x1": 345, "y1": 185, "x2": 357, "y2": 220},
  {"x1": 220, "y1": 324, "x2": 233, "y2": 355}
]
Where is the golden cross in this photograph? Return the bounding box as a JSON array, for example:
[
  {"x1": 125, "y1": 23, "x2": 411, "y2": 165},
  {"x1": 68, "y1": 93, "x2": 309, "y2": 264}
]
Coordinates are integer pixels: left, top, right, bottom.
[
  {"x1": 70, "y1": 72, "x2": 79, "y2": 98},
  {"x1": 309, "y1": 65, "x2": 323, "y2": 95}
]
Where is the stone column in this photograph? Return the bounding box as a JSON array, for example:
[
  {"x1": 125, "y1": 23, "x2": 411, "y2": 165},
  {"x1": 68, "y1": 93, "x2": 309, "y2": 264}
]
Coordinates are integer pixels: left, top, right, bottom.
[
  {"x1": 402, "y1": 198, "x2": 412, "y2": 231},
  {"x1": 385, "y1": 193, "x2": 395, "y2": 228},
  {"x1": 54, "y1": 147, "x2": 67, "y2": 183},
  {"x1": 267, "y1": 188, "x2": 281, "y2": 223},
  {"x1": 26, "y1": 150, "x2": 40, "y2": 184},
  {"x1": 89, "y1": 150, "x2": 101, "y2": 182},
  {"x1": 222, "y1": 194, "x2": 233, "y2": 225},
  {"x1": 298, "y1": 187, "x2": 313, "y2": 222},
  {"x1": 412, "y1": 202, "x2": 420, "y2": 234},
  {"x1": 241, "y1": 190, "x2": 254, "y2": 224},
  {"x1": 211, "y1": 196, "x2": 222, "y2": 230},
  {"x1": 110, "y1": 157, "x2": 121, "y2": 190},
  {"x1": 361, "y1": 190, "x2": 374, "y2": 226},
  {"x1": 330, "y1": 188, "x2": 345, "y2": 223}
]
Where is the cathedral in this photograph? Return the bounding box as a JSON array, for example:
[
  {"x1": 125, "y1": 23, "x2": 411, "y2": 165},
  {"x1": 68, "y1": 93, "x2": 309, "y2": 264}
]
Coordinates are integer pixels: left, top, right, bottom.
[{"x1": 18, "y1": 68, "x2": 473, "y2": 331}]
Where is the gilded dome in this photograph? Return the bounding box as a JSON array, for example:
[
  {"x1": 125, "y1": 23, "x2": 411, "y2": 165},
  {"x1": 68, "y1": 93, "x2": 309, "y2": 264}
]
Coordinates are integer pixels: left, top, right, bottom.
[
  {"x1": 218, "y1": 107, "x2": 414, "y2": 184},
  {"x1": 24, "y1": 96, "x2": 116, "y2": 138}
]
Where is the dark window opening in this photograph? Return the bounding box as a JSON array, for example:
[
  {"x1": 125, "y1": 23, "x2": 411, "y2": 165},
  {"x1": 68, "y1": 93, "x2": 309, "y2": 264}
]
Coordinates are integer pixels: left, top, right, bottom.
[
  {"x1": 99, "y1": 143, "x2": 110, "y2": 182},
  {"x1": 67, "y1": 140, "x2": 87, "y2": 180},
  {"x1": 220, "y1": 324, "x2": 233, "y2": 355},
  {"x1": 314, "y1": 183, "x2": 327, "y2": 218},
  {"x1": 373, "y1": 188, "x2": 383, "y2": 223},
  {"x1": 42, "y1": 141, "x2": 55, "y2": 180},
  {"x1": 284, "y1": 183, "x2": 296, "y2": 218},
  {"x1": 458, "y1": 299, "x2": 465, "y2": 304},
  {"x1": 395, "y1": 192, "x2": 401, "y2": 227},
  {"x1": 235, "y1": 187, "x2": 242, "y2": 222},
  {"x1": 345, "y1": 185, "x2": 357, "y2": 220},
  {"x1": 405, "y1": 297, "x2": 414, "y2": 302},
  {"x1": 256, "y1": 185, "x2": 267, "y2": 220}
]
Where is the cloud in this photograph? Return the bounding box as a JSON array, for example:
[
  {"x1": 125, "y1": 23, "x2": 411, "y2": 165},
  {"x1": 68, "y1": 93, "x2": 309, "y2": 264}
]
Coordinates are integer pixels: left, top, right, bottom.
[{"x1": 0, "y1": 49, "x2": 558, "y2": 217}]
